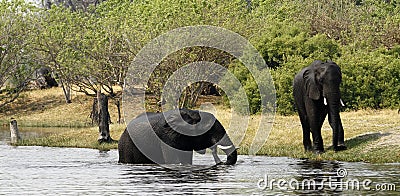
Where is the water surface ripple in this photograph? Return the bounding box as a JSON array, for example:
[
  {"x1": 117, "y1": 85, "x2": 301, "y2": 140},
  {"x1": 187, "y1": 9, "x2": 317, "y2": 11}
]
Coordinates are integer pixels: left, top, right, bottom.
[{"x1": 0, "y1": 129, "x2": 399, "y2": 195}]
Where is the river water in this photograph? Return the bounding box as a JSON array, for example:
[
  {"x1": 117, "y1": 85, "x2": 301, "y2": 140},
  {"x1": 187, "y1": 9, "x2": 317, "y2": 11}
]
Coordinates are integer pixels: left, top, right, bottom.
[{"x1": 0, "y1": 128, "x2": 399, "y2": 195}]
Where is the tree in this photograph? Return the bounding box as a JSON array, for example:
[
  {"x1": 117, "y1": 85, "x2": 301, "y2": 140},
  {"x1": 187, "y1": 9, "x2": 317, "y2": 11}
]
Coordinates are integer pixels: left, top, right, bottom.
[
  {"x1": 35, "y1": 4, "x2": 132, "y2": 142},
  {"x1": 102, "y1": 0, "x2": 259, "y2": 111},
  {"x1": 0, "y1": 0, "x2": 40, "y2": 108},
  {"x1": 33, "y1": 6, "x2": 82, "y2": 104},
  {"x1": 73, "y1": 11, "x2": 131, "y2": 142}
]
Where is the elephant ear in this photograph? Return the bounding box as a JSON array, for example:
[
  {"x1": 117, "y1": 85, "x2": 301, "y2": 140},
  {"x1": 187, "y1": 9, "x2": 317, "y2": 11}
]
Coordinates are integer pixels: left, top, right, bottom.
[
  {"x1": 164, "y1": 109, "x2": 215, "y2": 136},
  {"x1": 163, "y1": 109, "x2": 198, "y2": 128},
  {"x1": 164, "y1": 109, "x2": 208, "y2": 136},
  {"x1": 304, "y1": 68, "x2": 321, "y2": 100}
]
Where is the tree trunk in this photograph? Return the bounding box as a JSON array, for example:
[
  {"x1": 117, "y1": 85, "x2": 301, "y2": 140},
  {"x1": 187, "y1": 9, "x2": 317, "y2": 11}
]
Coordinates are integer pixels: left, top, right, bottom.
[
  {"x1": 116, "y1": 99, "x2": 123, "y2": 124},
  {"x1": 97, "y1": 92, "x2": 113, "y2": 143},
  {"x1": 90, "y1": 97, "x2": 99, "y2": 125},
  {"x1": 190, "y1": 82, "x2": 205, "y2": 106},
  {"x1": 90, "y1": 96, "x2": 112, "y2": 125},
  {"x1": 60, "y1": 79, "x2": 72, "y2": 104}
]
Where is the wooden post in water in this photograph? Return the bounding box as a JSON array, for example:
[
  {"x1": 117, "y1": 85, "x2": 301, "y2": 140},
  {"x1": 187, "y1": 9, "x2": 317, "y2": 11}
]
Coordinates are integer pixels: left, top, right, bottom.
[{"x1": 10, "y1": 118, "x2": 21, "y2": 144}]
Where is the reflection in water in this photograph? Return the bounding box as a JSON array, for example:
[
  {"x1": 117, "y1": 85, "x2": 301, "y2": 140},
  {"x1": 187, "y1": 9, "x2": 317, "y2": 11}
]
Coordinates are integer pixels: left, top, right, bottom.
[
  {"x1": 291, "y1": 159, "x2": 344, "y2": 194},
  {"x1": 118, "y1": 163, "x2": 237, "y2": 195},
  {"x1": 288, "y1": 159, "x2": 400, "y2": 195},
  {"x1": 120, "y1": 164, "x2": 230, "y2": 184}
]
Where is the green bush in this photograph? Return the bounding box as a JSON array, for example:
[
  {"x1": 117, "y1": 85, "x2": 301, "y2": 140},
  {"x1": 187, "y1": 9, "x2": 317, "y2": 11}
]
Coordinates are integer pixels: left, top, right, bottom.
[
  {"x1": 4, "y1": 0, "x2": 400, "y2": 115},
  {"x1": 224, "y1": 61, "x2": 261, "y2": 114},
  {"x1": 338, "y1": 47, "x2": 400, "y2": 110}
]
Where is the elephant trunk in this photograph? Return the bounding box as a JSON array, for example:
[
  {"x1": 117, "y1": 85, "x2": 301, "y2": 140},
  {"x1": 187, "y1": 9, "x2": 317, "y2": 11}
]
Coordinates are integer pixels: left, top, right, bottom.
[
  {"x1": 223, "y1": 147, "x2": 237, "y2": 165},
  {"x1": 326, "y1": 92, "x2": 345, "y2": 149},
  {"x1": 215, "y1": 134, "x2": 237, "y2": 165}
]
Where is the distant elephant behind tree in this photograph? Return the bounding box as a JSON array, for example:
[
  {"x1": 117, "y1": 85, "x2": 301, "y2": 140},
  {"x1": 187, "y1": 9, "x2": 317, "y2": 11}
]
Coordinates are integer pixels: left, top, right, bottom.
[
  {"x1": 293, "y1": 60, "x2": 347, "y2": 154},
  {"x1": 34, "y1": 67, "x2": 58, "y2": 89},
  {"x1": 118, "y1": 108, "x2": 237, "y2": 165}
]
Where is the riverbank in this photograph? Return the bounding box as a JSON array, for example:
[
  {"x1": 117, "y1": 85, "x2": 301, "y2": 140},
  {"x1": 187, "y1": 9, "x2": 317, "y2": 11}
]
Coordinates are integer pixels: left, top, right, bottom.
[{"x1": 1, "y1": 88, "x2": 399, "y2": 163}]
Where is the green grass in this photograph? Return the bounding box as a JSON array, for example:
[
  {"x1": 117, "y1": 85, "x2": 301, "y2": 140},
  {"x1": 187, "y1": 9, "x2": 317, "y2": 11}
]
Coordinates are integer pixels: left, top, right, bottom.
[
  {"x1": 15, "y1": 124, "x2": 125, "y2": 151},
  {"x1": 2, "y1": 88, "x2": 400, "y2": 163},
  {"x1": 241, "y1": 109, "x2": 400, "y2": 163}
]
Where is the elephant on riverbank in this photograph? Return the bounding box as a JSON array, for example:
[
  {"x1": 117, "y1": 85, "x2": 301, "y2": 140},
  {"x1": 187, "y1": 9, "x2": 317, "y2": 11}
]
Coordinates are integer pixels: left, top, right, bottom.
[
  {"x1": 118, "y1": 108, "x2": 237, "y2": 165},
  {"x1": 293, "y1": 60, "x2": 347, "y2": 153}
]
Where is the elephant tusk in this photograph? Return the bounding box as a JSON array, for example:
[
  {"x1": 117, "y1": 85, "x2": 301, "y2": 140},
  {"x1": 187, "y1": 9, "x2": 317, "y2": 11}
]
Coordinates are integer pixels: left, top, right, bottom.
[
  {"x1": 340, "y1": 99, "x2": 345, "y2": 107},
  {"x1": 217, "y1": 145, "x2": 233, "y2": 150},
  {"x1": 324, "y1": 97, "x2": 327, "y2": 105}
]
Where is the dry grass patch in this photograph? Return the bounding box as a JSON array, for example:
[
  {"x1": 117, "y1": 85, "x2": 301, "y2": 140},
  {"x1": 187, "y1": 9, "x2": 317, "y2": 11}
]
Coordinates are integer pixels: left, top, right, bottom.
[
  {"x1": 3, "y1": 89, "x2": 399, "y2": 163},
  {"x1": 0, "y1": 87, "x2": 122, "y2": 127},
  {"x1": 215, "y1": 108, "x2": 400, "y2": 163}
]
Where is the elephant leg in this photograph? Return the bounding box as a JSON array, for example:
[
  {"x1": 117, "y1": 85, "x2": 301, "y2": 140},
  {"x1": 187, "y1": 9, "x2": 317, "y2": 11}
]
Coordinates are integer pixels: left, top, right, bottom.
[
  {"x1": 118, "y1": 130, "x2": 154, "y2": 164},
  {"x1": 337, "y1": 122, "x2": 346, "y2": 147},
  {"x1": 328, "y1": 115, "x2": 347, "y2": 151},
  {"x1": 298, "y1": 111, "x2": 312, "y2": 152},
  {"x1": 319, "y1": 106, "x2": 328, "y2": 129},
  {"x1": 295, "y1": 100, "x2": 312, "y2": 151},
  {"x1": 118, "y1": 130, "x2": 133, "y2": 163},
  {"x1": 305, "y1": 100, "x2": 324, "y2": 153},
  {"x1": 311, "y1": 106, "x2": 328, "y2": 153},
  {"x1": 309, "y1": 120, "x2": 324, "y2": 153},
  {"x1": 125, "y1": 143, "x2": 154, "y2": 164}
]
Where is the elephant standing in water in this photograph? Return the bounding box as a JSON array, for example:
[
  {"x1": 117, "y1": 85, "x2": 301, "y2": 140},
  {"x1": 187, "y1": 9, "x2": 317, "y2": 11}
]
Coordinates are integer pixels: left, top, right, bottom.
[
  {"x1": 293, "y1": 60, "x2": 347, "y2": 154},
  {"x1": 118, "y1": 108, "x2": 237, "y2": 165}
]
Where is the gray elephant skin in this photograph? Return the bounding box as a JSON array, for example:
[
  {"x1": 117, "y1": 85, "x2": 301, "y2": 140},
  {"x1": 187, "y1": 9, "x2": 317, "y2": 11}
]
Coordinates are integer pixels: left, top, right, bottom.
[
  {"x1": 118, "y1": 108, "x2": 237, "y2": 165},
  {"x1": 293, "y1": 60, "x2": 347, "y2": 153},
  {"x1": 35, "y1": 67, "x2": 58, "y2": 89}
]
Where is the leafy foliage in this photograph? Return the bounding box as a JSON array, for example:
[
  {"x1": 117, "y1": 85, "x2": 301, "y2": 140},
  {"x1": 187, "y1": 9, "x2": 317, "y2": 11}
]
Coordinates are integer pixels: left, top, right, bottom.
[
  {"x1": 0, "y1": 0, "x2": 40, "y2": 107},
  {"x1": 1, "y1": 0, "x2": 400, "y2": 115}
]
